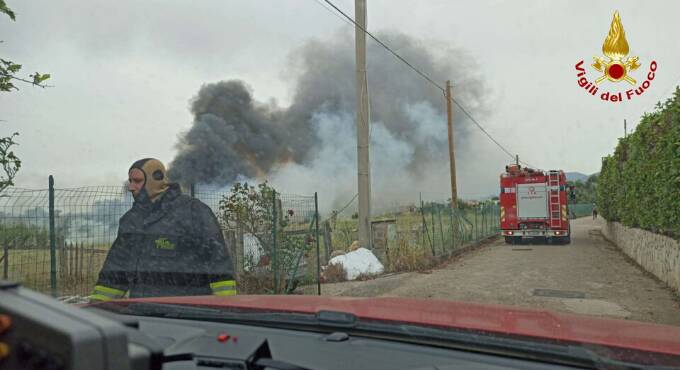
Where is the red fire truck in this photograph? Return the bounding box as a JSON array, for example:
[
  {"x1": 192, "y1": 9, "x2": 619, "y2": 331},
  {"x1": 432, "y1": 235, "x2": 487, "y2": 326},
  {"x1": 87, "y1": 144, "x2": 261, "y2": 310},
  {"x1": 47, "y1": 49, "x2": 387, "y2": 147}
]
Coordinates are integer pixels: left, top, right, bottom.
[{"x1": 499, "y1": 164, "x2": 572, "y2": 244}]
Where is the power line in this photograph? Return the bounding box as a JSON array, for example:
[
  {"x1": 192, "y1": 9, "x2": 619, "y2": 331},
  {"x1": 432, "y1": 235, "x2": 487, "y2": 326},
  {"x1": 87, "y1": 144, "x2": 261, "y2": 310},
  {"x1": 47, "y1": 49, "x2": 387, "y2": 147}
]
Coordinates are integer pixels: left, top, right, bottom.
[
  {"x1": 321, "y1": 192, "x2": 359, "y2": 224},
  {"x1": 310, "y1": 0, "x2": 354, "y2": 27},
  {"x1": 336, "y1": 192, "x2": 358, "y2": 214},
  {"x1": 449, "y1": 98, "x2": 514, "y2": 159},
  {"x1": 322, "y1": 0, "x2": 444, "y2": 91},
  {"x1": 320, "y1": 0, "x2": 529, "y2": 165}
]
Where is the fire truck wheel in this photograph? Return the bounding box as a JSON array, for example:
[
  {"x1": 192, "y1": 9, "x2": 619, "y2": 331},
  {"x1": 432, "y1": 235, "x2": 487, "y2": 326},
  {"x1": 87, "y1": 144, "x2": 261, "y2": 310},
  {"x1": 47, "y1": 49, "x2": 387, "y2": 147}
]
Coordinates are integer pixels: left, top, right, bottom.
[{"x1": 504, "y1": 236, "x2": 519, "y2": 245}]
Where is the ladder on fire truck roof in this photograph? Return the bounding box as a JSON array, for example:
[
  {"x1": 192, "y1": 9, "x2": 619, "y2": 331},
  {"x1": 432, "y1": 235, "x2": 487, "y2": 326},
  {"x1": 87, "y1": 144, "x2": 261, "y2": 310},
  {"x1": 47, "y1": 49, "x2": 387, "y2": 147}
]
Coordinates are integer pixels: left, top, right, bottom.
[{"x1": 548, "y1": 170, "x2": 562, "y2": 228}]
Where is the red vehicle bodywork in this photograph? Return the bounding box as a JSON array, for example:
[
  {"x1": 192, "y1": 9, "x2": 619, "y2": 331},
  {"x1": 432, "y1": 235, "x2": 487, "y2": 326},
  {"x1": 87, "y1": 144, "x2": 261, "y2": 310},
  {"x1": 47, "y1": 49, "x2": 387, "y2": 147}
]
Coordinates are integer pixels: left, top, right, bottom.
[
  {"x1": 103, "y1": 295, "x2": 680, "y2": 358},
  {"x1": 500, "y1": 164, "x2": 570, "y2": 242}
]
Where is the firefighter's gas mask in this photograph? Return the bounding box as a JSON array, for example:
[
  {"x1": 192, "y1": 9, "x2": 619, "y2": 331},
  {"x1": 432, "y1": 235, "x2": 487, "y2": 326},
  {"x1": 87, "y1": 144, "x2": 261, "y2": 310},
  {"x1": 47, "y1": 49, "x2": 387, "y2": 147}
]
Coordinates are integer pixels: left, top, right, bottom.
[{"x1": 128, "y1": 158, "x2": 169, "y2": 204}]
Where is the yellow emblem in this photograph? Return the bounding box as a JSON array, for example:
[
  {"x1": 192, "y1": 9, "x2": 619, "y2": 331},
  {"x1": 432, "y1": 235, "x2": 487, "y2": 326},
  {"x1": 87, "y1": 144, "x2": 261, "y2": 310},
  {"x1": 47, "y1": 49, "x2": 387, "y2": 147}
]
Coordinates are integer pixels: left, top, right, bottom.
[
  {"x1": 154, "y1": 237, "x2": 176, "y2": 250},
  {"x1": 592, "y1": 11, "x2": 640, "y2": 85}
]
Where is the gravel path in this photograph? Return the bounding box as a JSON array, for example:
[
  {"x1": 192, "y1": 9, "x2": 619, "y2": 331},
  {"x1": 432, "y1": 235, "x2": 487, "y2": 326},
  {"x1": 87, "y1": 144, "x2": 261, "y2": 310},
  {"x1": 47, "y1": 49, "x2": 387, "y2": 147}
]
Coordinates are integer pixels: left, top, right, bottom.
[{"x1": 312, "y1": 217, "x2": 680, "y2": 326}]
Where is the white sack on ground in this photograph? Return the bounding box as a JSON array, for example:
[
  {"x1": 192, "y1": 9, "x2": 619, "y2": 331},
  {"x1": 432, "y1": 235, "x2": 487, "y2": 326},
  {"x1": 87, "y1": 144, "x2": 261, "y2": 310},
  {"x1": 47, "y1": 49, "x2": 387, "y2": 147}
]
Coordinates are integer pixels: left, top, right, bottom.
[{"x1": 328, "y1": 247, "x2": 384, "y2": 280}]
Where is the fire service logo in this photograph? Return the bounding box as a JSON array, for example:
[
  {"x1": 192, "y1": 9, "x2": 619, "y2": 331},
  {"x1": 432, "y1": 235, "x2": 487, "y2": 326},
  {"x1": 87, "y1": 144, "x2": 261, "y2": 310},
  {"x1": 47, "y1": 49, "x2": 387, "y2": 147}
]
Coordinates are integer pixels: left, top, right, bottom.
[{"x1": 575, "y1": 11, "x2": 657, "y2": 103}]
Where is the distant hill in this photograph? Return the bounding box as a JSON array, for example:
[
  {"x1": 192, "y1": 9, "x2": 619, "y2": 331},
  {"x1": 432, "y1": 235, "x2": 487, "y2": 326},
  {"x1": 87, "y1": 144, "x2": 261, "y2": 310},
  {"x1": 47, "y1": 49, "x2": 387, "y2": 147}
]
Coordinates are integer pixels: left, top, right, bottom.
[{"x1": 565, "y1": 172, "x2": 590, "y2": 183}]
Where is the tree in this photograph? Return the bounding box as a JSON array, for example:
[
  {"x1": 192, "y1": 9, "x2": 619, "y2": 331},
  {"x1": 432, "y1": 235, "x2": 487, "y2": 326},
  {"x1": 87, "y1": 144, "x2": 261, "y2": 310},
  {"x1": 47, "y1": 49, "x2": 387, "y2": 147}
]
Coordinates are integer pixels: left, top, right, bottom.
[
  {"x1": 0, "y1": 132, "x2": 20, "y2": 193},
  {"x1": 0, "y1": 1, "x2": 51, "y2": 194},
  {"x1": 566, "y1": 174, "x2": 598, "y2": 204},
  {"x1": 219, "y1": 182, "x2": 281, "y2": 252},
  {"x1": 219, "y1": 182, "x2": 312, "y2": 293},
  {"x1": 1, "y1": 1, "x2": 51, "y2": 92}
]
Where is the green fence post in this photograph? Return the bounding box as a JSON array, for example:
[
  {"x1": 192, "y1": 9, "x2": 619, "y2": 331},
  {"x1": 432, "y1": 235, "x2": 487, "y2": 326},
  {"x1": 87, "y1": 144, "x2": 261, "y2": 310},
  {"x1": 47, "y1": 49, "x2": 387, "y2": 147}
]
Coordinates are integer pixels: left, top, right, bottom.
[
  {"x1": 430, "y1": 207, "x2": 437, "y2": 256},
  {"x1": 479, "y1": 205, "x2": 483, "y2": 238},
  {"x1": 482, "y1": 204, "x2": 489, "y2": 238},
  {"x1": 480, "y1": 204, "x2": 485, "y2": 237},
  {"x1": 474, "y1": 206, "x2": 479, "y2": 241},
  {"x1": 481, "y1": 205, "x2": 485, "y2": 238},
  {"x1": 488, "y1": 206, "x2": 491, "y2": 235},
  {"x1": 465, "y1": 209, "x2": 469, "y2": 242},
  {"x1": 449, "y1": 207, "x2": 455, "y2": 249},
  {"x1": 460, "y1": 209, "x2": 467, "y2": 243},
  {"x1": 484, "y1": 205, "x2": 488, "y2": 236},
  {"x1": 272, "y1": 190, "x2": 278, "y2": 294},
  {"x1": 496, "y1": 204, "x2": 500, "y2": 232},
  {"x1": 420, "y1": 198, "x2": 433, "y2": 255},
  {"x1": 49, "y1": 175, "x2": 57, "y2": 297},
  {"x1": 420, "y1": 194, "x2": 424, "y2": 248},
  {"x1": 3, "y1": 242, "x2": 9, "y2": 280},
  {"x1": 437, "y1": 207, "x2": 445, "y2": 253},
  {"x1": 315, "y1": 192, "x2": 321, "y2": 296},
  {"x1": 488, "y1": 205, "x2": 491, "y2": 235},
  {"x1": 485, "y1": 205, "x2": 488, "y2": 236}
]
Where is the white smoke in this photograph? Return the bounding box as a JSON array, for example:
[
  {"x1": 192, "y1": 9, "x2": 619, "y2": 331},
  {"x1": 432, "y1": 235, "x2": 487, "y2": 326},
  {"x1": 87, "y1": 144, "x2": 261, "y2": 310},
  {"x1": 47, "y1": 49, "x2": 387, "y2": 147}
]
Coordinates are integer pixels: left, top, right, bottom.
[{"x1": 268, "y1": 101, "x2": 458, "y2": 215}]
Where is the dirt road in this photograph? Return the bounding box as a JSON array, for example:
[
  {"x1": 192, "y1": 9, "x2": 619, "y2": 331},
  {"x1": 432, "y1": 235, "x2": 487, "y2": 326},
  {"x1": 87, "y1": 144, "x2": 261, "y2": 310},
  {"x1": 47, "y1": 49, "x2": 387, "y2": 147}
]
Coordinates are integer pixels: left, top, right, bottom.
[{"x1": 313, "y1": 217, "x2": 680, "y2": 326}]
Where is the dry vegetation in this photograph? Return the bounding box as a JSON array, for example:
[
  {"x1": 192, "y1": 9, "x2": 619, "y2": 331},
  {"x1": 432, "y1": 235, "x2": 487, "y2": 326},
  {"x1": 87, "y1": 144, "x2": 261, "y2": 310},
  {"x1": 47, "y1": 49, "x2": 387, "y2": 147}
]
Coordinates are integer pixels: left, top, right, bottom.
[
  {"x1": 321, "y1": 263, "x2": 348, "y2": 283},
  {"x1": 5, "y1": 247, "x2": 109, "y2": 296},
  {"x1": 385, "y1": 239, "x2": 435, "y2": 273}
]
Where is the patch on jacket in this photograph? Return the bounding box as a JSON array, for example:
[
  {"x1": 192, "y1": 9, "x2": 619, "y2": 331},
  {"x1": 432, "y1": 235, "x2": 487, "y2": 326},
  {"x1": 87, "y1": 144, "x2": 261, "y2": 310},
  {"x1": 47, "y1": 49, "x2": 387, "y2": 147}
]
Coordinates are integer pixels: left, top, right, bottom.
[{"x1": 154, "y1": 237, "x2": 176, "y2": 250}]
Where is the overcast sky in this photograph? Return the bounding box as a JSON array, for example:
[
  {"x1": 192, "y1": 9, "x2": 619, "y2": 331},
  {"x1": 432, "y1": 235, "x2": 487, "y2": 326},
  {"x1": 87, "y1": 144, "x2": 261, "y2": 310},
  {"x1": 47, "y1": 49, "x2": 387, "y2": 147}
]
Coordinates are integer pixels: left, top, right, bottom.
[{"x1": 2, "y1": 0, "x2": 679, "y2": 201}]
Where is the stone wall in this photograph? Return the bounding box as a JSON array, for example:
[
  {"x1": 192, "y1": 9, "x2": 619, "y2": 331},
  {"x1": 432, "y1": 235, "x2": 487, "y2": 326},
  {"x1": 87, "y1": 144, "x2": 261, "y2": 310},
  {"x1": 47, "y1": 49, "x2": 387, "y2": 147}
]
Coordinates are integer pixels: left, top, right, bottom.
[{"x1": 601, "y1": 220, "x2": 680, "y2": 293}]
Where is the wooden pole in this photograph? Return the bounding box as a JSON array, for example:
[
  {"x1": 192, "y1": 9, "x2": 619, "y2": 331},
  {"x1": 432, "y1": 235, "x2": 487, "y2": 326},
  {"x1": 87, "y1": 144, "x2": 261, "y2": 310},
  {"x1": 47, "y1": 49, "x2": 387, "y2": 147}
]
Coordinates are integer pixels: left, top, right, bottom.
[
  {"x1": 446, "y1": 81, "x2": 458, "y2": 209},
  {"x1": 355, "y1": 0, "x2": 372, "y2": 249}
]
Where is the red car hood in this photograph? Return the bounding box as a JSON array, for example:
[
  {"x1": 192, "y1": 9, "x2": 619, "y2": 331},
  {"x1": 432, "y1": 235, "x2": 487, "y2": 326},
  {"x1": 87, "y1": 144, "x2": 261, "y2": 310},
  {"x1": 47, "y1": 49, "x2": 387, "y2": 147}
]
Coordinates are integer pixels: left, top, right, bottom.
[{"x1": 109, "y1": 295, "x2": 680, "y2": 356}]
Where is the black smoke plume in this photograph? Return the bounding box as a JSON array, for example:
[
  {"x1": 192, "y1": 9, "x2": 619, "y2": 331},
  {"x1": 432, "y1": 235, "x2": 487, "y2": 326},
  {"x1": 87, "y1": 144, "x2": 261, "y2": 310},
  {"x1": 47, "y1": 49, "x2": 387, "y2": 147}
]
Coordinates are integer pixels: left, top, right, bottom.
[{"x1": 168, "y1": 31, "x2": 488, "y2": 198}]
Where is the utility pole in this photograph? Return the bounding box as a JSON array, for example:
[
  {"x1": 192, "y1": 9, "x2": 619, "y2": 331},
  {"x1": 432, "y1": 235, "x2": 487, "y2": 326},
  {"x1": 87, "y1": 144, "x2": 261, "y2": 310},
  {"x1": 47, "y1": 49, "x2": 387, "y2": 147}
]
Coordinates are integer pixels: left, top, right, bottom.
[
  {"x1": 445, "y1": 80, "x2": 458, "y2": 209},
  {"x1": 355, "y1": 0, "x2": 371, "y2": 249},
  {"x1": 515, "y1": 154, "x2": 519, "y2": 166},
  {"x1": 624, "y1": 119, "x2": 627, "y2": 138}
]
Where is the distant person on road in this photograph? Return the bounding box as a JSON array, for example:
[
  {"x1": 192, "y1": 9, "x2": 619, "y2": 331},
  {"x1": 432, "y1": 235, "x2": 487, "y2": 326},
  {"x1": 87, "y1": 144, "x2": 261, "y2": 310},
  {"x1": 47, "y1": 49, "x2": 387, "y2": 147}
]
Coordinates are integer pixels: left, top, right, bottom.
[
  {"x1": 90, "y1": 158, "x2": 236, "y2": 301},
  {"x1": 592, "y1": 206, "x2": 598, "y2": 220}
]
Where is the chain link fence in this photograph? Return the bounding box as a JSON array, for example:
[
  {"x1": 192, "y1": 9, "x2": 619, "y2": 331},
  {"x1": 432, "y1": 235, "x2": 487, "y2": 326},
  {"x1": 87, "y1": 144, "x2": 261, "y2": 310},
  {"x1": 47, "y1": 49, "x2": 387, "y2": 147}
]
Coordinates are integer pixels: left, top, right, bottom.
[
  {"x1": 0, "y1": 178, "x2": 320, "y2": 298},
  {"x1": 322, "y1": 199, "x2": 500, "y2": 274},
  {"x1": 0, "y1": 182, "x2": 131, "y2": 297}
]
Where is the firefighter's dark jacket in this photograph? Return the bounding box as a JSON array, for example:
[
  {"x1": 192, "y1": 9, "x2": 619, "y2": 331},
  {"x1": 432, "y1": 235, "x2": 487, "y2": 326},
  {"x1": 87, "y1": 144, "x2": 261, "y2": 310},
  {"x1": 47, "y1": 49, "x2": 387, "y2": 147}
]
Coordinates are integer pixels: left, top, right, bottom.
[{"x1": 92, "y1": 183, "x2": 236, "y2": 300}]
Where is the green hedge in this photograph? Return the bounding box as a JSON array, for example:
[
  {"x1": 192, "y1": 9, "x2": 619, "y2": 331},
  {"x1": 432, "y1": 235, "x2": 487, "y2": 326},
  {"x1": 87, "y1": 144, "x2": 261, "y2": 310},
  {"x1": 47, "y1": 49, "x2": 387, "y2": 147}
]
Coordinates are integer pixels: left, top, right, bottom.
[{"x1": 597, "y1": 88, "x2": 680, "y2": 238}]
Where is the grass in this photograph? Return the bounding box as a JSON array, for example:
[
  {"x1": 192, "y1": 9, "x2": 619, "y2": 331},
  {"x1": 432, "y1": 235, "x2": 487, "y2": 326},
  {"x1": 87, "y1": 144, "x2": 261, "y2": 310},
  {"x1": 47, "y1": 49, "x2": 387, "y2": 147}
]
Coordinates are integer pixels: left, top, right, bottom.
[{"x1": 3, "y1": 245, "x2": 109, "y2": 296}]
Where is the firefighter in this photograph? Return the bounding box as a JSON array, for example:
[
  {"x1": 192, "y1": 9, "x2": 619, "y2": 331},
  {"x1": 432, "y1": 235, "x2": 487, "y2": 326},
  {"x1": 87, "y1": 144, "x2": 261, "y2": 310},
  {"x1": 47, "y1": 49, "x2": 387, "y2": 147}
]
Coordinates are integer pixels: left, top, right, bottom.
[{"x1": 90, "y1": 158, "x2": 236, "y2": 301}]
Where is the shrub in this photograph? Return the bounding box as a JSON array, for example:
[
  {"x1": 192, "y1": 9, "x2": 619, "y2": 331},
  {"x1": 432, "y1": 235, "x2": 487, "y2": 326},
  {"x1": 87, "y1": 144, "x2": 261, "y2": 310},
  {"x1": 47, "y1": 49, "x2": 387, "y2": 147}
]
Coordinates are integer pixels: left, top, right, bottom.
[{"x1": 597, "y1": 88, "x2": 680, "y2": 238}]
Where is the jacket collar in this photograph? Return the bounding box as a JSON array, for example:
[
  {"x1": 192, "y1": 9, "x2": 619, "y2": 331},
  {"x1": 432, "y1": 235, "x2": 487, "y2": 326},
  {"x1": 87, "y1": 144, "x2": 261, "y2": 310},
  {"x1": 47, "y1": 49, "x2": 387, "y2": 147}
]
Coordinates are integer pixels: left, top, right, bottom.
[{"x1": 138, "y1": 183, "x2": 186, "y2": 227}]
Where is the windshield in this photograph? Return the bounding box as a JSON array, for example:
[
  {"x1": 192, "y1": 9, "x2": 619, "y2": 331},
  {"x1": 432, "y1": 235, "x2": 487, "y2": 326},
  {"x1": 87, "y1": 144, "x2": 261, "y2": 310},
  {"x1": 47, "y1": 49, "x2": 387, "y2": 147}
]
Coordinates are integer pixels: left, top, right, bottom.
[{"x1": 2, "y1": 0, "x2": 679, "y2": 365}]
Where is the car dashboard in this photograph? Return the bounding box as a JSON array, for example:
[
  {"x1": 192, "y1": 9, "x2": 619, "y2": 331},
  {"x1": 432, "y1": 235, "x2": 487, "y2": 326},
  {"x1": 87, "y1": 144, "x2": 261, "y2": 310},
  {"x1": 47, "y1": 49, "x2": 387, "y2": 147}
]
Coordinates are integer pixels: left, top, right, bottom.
[{"x1": 0, "y1": 282, "x2": 627, "y2": 370}]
